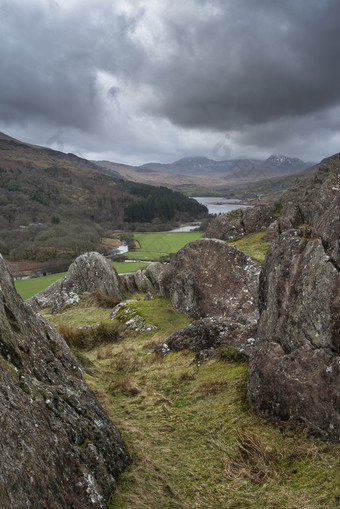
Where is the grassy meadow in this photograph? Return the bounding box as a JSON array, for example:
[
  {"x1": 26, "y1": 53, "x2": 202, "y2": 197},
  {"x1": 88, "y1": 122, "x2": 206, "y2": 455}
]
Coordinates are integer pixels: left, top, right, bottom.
[
  {"x1": 227, "y1": 231, "x2": 272, "y2": 263},
  {"x1": 43, "y1": 293, "x2": 340, "y2": 509},
  {"x1": 126, "y1": 231, "x2": 202, "y2": 261}
]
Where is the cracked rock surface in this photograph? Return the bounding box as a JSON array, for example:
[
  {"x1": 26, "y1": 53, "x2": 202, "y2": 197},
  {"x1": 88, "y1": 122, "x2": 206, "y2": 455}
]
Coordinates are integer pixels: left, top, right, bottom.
[
  {"x1": 0, "y1": 255, "x2": 130, "y2": 508},
  {"x1": 248, "y1": 229, "x2": 340, "y2": 440},
  {"x1": 160, "y1": 238, "x2": 261, "y2": 322}
]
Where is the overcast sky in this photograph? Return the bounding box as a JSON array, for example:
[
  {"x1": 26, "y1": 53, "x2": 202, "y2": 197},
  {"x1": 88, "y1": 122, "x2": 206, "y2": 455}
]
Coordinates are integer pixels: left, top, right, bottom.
[{"x1": 1, "y1": 0, "x2": 340, "y2": 165}]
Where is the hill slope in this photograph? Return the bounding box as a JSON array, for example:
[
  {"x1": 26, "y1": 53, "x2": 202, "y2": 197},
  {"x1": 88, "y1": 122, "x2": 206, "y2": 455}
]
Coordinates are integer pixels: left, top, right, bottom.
[
  {"x1": 95, "y1": 155, "x2": 316, "y2": 200},
  {"x1": 0, "y1": 134, "x2": 207, "y2": 266}
]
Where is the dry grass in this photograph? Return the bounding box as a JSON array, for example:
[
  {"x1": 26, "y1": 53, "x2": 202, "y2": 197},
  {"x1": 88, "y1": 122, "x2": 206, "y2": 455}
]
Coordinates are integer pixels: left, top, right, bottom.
[
  {"x1": 43, "y1": 293, "x2": 340, "y2": 509},
  {"x1": 58, "y1": 321, "x2": 120, "y2": 350},
  {"x1": 225, "y1": 428, "x2": 285, "y2": 484},
  {"x1": 92, "y1": 289, "x2": 121, "y2": 308}
]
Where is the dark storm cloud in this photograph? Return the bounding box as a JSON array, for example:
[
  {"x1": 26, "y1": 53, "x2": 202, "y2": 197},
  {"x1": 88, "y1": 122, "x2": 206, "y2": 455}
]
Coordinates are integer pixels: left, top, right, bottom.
[
  {"x1": 138, "y1": 0, "x2": 340, "y2": 132},
  {"x1": 0, "y1": 0, "x2": 340, "y2": 162},
  {"x1": 0, "y1": 0, "x2": 143, "y2": 129}
]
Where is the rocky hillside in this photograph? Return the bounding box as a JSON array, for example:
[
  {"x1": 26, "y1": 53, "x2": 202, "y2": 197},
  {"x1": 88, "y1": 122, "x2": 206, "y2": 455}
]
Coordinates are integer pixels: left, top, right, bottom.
[
  {"x1": 203, "y1": 153, "x2": 340, "y2": 440},
  {"x1": 0, "y1": 254, "x2": 130, "y2": 508},
  {"x1": 28, "y1": 149, "x2": 340, "y2": 441},
  {"x1": 109, "y1": 152, "x2": 338, "y2": 441}
]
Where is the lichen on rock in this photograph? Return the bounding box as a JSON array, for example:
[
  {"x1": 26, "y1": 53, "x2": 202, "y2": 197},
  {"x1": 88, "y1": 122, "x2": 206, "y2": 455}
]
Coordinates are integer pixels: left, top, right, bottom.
[
  {"x1": 159, "y1": 238, "x2": 261, "y2": 322},
  {"x1": 0, "y1": 254, "x2": 130, "y2": 508}
]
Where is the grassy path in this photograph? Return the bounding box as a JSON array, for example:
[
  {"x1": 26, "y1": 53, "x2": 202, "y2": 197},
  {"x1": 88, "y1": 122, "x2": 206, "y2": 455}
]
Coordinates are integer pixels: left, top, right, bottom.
[{"x1": 44, "y1": 294, "x2": 340, "y2": 509}]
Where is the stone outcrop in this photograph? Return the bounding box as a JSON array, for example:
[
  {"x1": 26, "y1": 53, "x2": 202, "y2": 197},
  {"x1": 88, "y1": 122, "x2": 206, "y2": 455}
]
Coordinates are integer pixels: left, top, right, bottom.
[
  {"x1": 160, "y1": 238, "x2": 261, "y2": 321},
  {"x1": 110, "y1": 300, "x2": 157, "y2": 333},
  {"x1": 119, "y1": 262, "x2": 165, "y2": 295},
  {"x1": 279, "y1": 154, "x2": 340, "y2": 231},
  {"x1": 278, "y1": 154, "x2": 340, "y2": 267},
  {"x1": 204, "y1": 204, "x2": 278, "y2": 241},
  {"x1": 247, "y1": 229, "x2": 340, "y2": 440},
  {"x1": 0, "y1": 255, "x2": 130, "y2": 508},
  {"x1": 28, "y1": 252, "x2": 122, "y2": 313},
  {"x1": 160, "y1": 317, "x2": 258, "y2": 360}
]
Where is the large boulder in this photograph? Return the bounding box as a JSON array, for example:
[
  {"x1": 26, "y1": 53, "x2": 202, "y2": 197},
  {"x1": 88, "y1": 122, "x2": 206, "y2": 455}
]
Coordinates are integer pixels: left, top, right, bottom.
[
  {"x1": 205, "y1": 204, "x2": 278, "y2": 241},
  {"x1": 160, "y1": 238, "x2": 261, "y2": 321},
  {"x1": 160, "y1": 317, "x2": 258, "y2": 359},
  {"x1": 247, "y1": 230, "x2": 340, "y2": 441},
  {"x1": 28, "y1": 252, "x2": 122, "y2": 313},
  {"x1": 0, "y1": 255, "x2": 130, "y2": 508}
]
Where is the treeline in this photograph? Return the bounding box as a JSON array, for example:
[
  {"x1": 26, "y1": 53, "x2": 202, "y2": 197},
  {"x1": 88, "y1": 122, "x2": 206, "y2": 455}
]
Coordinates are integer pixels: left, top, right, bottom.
[
  {"x1": 0, "y1": 139, "x2": 208, "y2": 266},
  {"x1": 1, "y1": 223, "x2": 103, "y2": 262},
  {"x1": 123, "y1": 183, "x2": 207, "y2": 222}
]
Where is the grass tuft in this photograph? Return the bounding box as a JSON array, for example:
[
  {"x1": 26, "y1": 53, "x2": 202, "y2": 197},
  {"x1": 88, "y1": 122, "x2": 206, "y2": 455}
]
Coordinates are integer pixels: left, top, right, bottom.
[
  {"x1": 58, "y1": 321, "x2": 120, "y2": 350},
  {"x1": 92, "y1": 290, "x2": 121, "y2": 308}
]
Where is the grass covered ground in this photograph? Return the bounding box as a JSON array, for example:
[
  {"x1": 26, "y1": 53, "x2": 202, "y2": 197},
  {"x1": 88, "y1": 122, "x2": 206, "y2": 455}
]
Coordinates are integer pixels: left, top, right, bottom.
[
  {"x1": 126, "y1": 231, "x2": 202, "y2": 261},
  {"x1": 14, "y1": 272, "x2": 68, "y2": 300},
  {"x1": 227, "y1": 231, "x2": 271, "y2": 263},
  {"x1": 43, "y1": 294, "x2": 340, "y2": 509}
]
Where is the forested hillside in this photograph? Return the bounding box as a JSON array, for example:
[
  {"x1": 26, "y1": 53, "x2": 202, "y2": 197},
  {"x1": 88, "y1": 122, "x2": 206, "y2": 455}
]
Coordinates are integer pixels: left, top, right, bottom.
[{"x1": 0, "y1": 137, "x2": 207, "y2": 266}]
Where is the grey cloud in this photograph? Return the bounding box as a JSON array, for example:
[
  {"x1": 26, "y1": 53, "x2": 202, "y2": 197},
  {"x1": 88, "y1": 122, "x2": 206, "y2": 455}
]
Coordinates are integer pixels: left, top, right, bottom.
[
  {"x1": 0, "y1": 0, "x2": 340, "y2": 163},
  {"x1": 138, "y1": 0, "x2": 340, "y2": 131},
  {"x1": 0, "y1": 0, "x2": 142, "y2": 130}
]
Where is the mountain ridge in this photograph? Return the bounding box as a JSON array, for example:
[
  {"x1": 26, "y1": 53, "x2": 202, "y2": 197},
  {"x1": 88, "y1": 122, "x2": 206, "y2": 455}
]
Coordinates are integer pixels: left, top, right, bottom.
[{"x1": 140, "y1": 154, "x2": 314, "y2": 177}]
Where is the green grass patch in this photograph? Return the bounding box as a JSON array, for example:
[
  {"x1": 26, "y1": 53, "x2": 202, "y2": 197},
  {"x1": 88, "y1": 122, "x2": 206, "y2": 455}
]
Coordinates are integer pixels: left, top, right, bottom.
[
  {"x1": 43, "y1": 294, "x2": 340, "y2": 509},
  {"x1": 114, "y1": 261, "x2": 149, "y2": 272},
  {"x1": 227, "y1": 230, "x2": 271, "y2": 263},
  {"x1": 126, "y1": 231, "x2": 202, "y2": 261},
  {"x1": 14, "y1": 272, "x2": 67, "y2": 300}
]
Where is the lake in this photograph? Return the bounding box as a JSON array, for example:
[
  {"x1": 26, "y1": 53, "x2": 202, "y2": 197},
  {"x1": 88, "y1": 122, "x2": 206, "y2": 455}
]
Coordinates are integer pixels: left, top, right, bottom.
[{"x1": 193, "y1": 196, "x2": 252, "y2": 215}]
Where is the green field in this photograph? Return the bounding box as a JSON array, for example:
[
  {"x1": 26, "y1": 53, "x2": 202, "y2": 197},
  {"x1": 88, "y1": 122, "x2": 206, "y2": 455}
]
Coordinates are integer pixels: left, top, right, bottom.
[
  {"x1": 15, "y1": 272, "x2": 67, "y2": 301},
  {"x1": 15, "y1": 261, "x2": 150, "y2": 300},
  {"x1": 126, "y1": 231, "x2": 202, "y2": 261}
]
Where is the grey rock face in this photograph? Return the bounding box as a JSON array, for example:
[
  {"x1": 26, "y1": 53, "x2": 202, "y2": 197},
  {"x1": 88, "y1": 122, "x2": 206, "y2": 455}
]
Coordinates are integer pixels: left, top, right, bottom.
[
  {"x1": 248, "y1": 230, "x2": 340, "y2": 440},
  {"x1": 119, "y1": 262, "x2": 165, "y2": 295},
  {"x1": 205, "y1": 205, "x2": 277, "y2": 241},
  {"x1": 0, "y1": 255, "x2": 130, "y2": 508},
  {"x1": 28, "y1": 252, "x2": 122, "y2": 313},
  {"x1": 160, "y1": 238, "x2": 261, "y2": 321},
  {"x1": 279, "y1": 155, "x2": 340, "y2": 232},
  {"x1": 160, "y1": 317, "x2": 258, "y2": 359},
  {"x1": 278, "y1": 155, "x2": 340, "y2": 267}
]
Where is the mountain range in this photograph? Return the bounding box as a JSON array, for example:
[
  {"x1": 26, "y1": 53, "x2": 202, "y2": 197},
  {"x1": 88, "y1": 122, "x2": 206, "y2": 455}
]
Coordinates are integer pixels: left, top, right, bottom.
[{"x1": 140, "y1": 154, "x2": 314, "y2": 178}]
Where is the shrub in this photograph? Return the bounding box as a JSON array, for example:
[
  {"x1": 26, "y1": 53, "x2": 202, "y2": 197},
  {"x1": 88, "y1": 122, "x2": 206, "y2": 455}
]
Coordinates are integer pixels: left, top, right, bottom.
[
  {"x1": 92, "y1": 290, "x2": 120, "y2": 309},
  {"x1": 217, "y1": 346, "x2": 246, "y2": 364},
  {"x1": 58, "y1": 321, "x2": 120, "y2": 351}
]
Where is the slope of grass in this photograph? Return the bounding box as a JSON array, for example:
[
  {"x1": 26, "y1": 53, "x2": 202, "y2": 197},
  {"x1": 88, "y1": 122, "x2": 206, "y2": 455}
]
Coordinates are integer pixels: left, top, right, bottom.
[
  {"x1": 227, "y1": 231, "x2": 271, "y2": 263},
  {"x1": 126, "y1": 231, "x2": 202, "y2": 261},
  {"x1": 43, "y1": 294, "x2": 340, "y2": 509}
]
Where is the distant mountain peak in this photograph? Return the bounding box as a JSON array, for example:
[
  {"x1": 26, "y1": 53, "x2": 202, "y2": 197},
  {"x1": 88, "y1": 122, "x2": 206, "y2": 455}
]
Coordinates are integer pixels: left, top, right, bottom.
[{"x1": 267, "y1": 154, "x2": 305, "y2": 165}]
